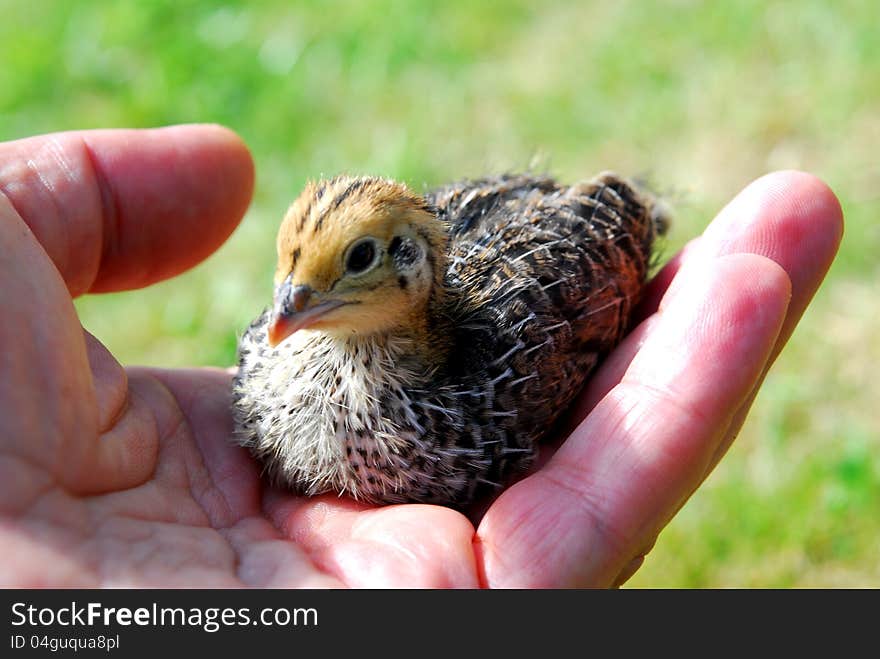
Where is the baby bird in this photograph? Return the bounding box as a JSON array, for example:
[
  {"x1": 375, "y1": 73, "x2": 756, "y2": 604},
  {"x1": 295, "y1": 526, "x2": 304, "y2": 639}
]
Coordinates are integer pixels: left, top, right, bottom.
[{"x1": 232, "y1": 172, "x2": 668, "y2": 507}]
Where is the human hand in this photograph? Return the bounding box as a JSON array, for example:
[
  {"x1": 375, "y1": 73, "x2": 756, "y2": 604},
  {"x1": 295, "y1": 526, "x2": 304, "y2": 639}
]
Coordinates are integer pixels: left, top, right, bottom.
[{"x1": 0, "y1": 126, "x2": 841, "y2": 587}]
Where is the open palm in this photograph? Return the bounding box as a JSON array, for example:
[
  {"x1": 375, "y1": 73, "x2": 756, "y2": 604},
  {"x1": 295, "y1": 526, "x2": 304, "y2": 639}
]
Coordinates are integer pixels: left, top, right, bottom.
[{"x1": 0, "y1": 126, "x2": 841, "y2": 588}]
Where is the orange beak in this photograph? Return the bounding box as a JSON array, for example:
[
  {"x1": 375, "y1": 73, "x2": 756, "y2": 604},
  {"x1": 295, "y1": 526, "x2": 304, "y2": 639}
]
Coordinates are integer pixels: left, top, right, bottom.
[{"x1": 267, "y1": 282, "x2": 346, "y2": 347}]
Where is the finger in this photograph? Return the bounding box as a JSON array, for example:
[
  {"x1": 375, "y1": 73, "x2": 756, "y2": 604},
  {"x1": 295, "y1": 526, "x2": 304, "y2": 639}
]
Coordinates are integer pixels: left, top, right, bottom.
[
  {"x1": 0, "y1": 125, "x2": 252, "y2": 494},
  {"x1": 694, "y1": 171, "x2": 843, "y2": 470},
  {"x1": 0, "y1": 124, "x2": 254, "y2": 296},
  {"x1": 265, "y1": 493, "x2": 480, "y2": 588},
  {"x1": 0, "y1": 190, "x2": 145, "y2": 496},
  {"x1": 476, "y1": 252, "x2": 791, "y2": 587},
  {"x1": 570, "y1": 170, "x2": 842, "y2": 424},
  {"x1": 85, "y1": 330, "x2": 128, "y2": 434},
  {"x1": 0, "y1": 194, "x2": 97, "y2": 494},
  {"x1": 686, "y1": 170, "x2": 842, "y2": 356},
  {"x1": 78, "y1": 331, "x2": 157, "y2": 493}
]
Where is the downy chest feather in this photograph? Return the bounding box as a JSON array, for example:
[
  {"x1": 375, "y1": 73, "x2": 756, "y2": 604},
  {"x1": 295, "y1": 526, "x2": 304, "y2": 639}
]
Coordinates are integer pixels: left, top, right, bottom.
[{"x1": 234, "y1": 323, "x2": 449, "y2": 500}]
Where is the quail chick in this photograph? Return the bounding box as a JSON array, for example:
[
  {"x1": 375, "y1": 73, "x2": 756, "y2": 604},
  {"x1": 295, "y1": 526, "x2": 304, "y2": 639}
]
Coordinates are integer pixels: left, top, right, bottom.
[{"x1": 232, "y1": 172, "x2": 668, "y2": 507}]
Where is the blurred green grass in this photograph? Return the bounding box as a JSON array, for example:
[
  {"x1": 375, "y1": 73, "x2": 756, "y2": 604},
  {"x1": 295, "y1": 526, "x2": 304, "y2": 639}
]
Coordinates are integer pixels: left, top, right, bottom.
[{"x1": 2, "y1": 0, "x2": 877, "y2": 586}]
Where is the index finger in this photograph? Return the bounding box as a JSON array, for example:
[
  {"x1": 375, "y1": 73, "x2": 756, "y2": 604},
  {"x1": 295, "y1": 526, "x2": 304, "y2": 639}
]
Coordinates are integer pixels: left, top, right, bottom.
[{"x1": 0, "y1": 124, "x2": 254, "y2": 296}]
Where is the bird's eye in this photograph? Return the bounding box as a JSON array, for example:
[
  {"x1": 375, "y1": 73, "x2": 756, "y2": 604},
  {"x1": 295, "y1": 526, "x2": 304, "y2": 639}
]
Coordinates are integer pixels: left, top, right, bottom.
[{"x1": 345, "y1": 239, "x2": 379, "y2": 275}]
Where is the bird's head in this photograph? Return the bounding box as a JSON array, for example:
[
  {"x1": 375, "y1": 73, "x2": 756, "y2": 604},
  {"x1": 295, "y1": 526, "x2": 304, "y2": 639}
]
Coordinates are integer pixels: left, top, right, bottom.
[{"x1": 267, "y1": 176, "x2": 447, "y2": 346}]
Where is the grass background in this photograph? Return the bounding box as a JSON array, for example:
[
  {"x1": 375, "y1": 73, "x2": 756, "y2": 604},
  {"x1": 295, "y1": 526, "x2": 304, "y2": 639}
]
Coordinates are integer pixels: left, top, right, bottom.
[{"x1": 2, "y1": 0, "x2": 877, "y2": 586}]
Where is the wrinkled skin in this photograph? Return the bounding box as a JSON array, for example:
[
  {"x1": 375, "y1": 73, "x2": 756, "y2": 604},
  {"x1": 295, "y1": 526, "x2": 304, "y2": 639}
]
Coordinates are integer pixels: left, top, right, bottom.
[{"x1": 0, "y1": 125, "x2": 842, "y2": 587}]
